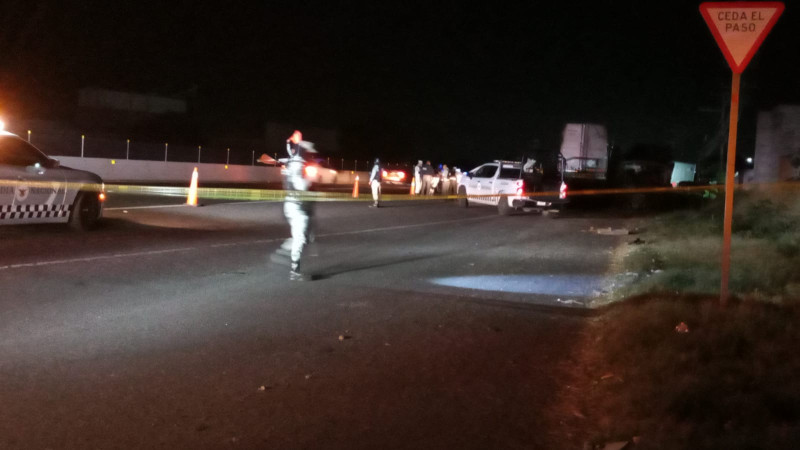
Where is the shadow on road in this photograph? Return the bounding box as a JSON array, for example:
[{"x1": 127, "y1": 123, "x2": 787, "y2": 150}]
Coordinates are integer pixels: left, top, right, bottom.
[
  {"x1": 313, "y1": 253, "x2": 439, "y2": 279},
  {"x1": 0, "y1": 217, "x2": 288, "y2": 267}
]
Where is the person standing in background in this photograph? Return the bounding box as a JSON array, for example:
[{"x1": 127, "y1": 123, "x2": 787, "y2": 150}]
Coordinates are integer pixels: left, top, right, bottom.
[
  {"x1": 420, "y1": 160, "x2": 434, "y2": 195},
  {"x1": 369, "y1": 157, "x2": 382, "y2": 207},
  {"x1": 440, "y1": 164, "x2": 450, "y2": 195},
  {"x1": 414, "y1": 160, "x2": 423, "y2": 195}
]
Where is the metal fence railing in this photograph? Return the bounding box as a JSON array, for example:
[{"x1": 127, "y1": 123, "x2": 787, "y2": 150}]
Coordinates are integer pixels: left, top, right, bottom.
[{"x1": 20, "y1": 129, "x2": 408, "y2": 172}]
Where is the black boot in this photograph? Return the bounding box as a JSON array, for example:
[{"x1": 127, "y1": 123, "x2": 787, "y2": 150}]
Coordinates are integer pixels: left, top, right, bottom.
[{"x1": 289, "y1": 263, "x2": 308, "y2": 281}]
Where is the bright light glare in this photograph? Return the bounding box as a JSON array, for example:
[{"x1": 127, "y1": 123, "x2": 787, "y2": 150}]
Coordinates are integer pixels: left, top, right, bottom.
[
  {"x1": 747, "y1": 157, "x2": 753, "y2": 164},
  {"x1": 383, "y1": 171, "x2": 406, "y2": 182},
  {"x1": 431, "y1": 274, "x2": 611, "y2": 297},
  {"x1": 305, "y1": 165, "x2": 318, "y2": 177},
  {"x1": 0, "y1": 119, "x2": 5, "y2": 131},
  {"x1": 98, "y1": 192, "x2": 106, "y2": 202}
]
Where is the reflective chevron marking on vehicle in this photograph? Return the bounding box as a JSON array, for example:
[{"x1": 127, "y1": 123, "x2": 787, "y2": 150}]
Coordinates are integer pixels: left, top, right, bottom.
[{"x1": 0, "y1": 204, "x2": 70, "y2": 220}]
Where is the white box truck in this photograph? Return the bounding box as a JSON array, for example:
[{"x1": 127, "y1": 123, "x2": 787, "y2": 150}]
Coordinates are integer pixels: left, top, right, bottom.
[{"x1": 560, "y1": 123, "x2": 609, "y2": 179}]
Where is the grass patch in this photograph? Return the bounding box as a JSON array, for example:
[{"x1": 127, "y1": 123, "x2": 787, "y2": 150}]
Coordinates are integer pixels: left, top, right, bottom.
[
  {"x1": 568, "y1": 188, "x2": 800, "y2": 448},
  {"x1": 621, "y1": 187, "x2": 800, "y2": 302},
  {"x1": 574, "y1": 295, "x2": 800, "y2": 449}
]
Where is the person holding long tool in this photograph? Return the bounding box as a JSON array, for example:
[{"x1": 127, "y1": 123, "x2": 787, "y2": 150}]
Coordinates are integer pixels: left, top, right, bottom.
[{"x1": 276, "y1": 130, "x2": 316, "y2": 281}]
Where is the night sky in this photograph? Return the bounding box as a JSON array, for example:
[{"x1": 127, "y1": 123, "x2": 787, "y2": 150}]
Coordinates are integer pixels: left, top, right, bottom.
[{"x1": 1, "y1": 0, "x2": 798, "y2": 165}]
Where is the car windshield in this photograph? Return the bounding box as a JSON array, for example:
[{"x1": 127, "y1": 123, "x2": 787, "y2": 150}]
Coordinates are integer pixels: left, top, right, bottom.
[{"x1": 0, "y1": 136, "x2": 51, "y2": 167}]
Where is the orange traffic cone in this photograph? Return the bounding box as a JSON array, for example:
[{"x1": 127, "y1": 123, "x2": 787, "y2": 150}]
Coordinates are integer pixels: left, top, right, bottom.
[
  {"x1": 352, "y1": 176, "x2": 359, "y2": 198},
  {"x1": 187, "y1": 167, "x2": 198, "y2": 206},
  {"x1": 410, "y1": 178, "x2": 416, "y2": 195}
]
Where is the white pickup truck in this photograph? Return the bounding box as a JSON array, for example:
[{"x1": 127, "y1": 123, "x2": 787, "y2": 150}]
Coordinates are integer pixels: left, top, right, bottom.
[{"x1": 457, "y1": 160, "x2": 567, "y2": 215}]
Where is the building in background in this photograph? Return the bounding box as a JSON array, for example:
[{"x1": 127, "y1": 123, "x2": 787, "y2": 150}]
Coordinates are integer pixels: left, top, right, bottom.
[
  {"x1": 753, "y1": 105, "x2": 800, "y2": 183},
  {"x1": 78, "y1": 88, "x2": 187, "y2": 115}
]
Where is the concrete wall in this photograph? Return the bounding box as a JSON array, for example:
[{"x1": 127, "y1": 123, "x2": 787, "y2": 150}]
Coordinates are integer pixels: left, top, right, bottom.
[
  {"x1": 754, "y1": 105, "x2": 800, "y2": 183},
  {"x1": 54, "y1": 156, "x2": 369, "y2": 185}
]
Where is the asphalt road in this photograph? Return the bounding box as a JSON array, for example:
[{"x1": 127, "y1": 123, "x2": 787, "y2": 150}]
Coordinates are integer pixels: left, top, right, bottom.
[{"x1": 0, "y1": 193, "x2": 630, "y2": 449}]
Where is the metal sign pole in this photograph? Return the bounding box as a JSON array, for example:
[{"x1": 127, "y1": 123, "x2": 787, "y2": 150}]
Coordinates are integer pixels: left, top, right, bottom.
[
  {"x1": 699, "y1": 2, "x2": 784, "y2": 305},
  {"x1": 720, "y1": 71, "x2": 741, "y2": 306}
]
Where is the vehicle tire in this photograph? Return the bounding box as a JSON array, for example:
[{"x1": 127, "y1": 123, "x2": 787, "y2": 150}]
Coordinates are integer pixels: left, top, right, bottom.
[
  {"x1": 497, "y1": 196, "x2": 512, "y2": 216},
  {"x1": 627, "y1": 190, "x2": 647, "y2": 211},
  {"x1": 458, "y1": 186, "x2": 468, "y2": 208},
  {"x1": 68, "y1": 191, "x2": 101, "y2": 231}
]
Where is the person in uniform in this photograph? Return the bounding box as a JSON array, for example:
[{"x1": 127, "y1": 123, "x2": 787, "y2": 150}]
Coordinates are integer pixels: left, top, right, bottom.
[
  {"x1": 414, "y1": 160, "x2": 423, "y2": 195},
  {"x1": 440, "y1": 164, "x2": 450, "y2": 195},
  {"x1": 420, "y1": 161, "x2": 434, "y2": 195},
  {"x1": 368, "y1": 157, "x2": 382, "y2": 207},
  {"x1": 278, "y1": 130, "x2": 316, "y2": 281}
]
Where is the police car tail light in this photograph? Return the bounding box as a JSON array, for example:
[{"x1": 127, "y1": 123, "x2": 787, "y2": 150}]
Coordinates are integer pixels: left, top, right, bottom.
[
  {"x1": 98, "y1": 192, "x2": 106, "y2": 202},
  {"x1": 382, "y1": 170, "x2": 388, "y2": 178},
  {"x1": 304, "y1": 165, "x2": 318, "y2": 177},
  {"x1": 515, "y1": 179, "x2": 524, "y2": 196},
  {"x1": 560, "y1": 182, "x2": 568, "y2": 199},
  {"x1": 398, "y1": 172, "x2": 405, "y2": 180}
]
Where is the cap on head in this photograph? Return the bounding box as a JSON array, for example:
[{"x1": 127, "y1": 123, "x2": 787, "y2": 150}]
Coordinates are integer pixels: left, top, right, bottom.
[{"x1": 289, "y1": 130, "x2": 302, "y2": 144}]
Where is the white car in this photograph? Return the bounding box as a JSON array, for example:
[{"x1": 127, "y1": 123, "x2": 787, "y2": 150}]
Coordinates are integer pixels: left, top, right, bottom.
[
  {"x1": 0, "y1": 130, "x2": 105, "y2": 230},
  {"x1": 457, "y1": 160, "x2": 567, "y2": 215}
]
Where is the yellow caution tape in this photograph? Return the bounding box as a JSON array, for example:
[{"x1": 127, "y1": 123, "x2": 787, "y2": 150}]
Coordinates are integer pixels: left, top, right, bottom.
[{"x1": 1, "y1": 179, "x2": 798, "y2": 203}]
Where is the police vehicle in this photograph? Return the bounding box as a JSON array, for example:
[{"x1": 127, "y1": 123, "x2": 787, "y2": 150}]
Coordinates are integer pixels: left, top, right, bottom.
[
  {"x1": 457, "y1": 160, "x2": 567, "y2": 215},
  {"x1": 0, "y1": 127, "x2": 105, "y2": 230}
]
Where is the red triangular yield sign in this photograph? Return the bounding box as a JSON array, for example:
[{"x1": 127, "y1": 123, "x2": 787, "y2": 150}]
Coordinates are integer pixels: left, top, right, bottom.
[{"x1": 700, "y1": 2, "x2": 784, "y2": 73}]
